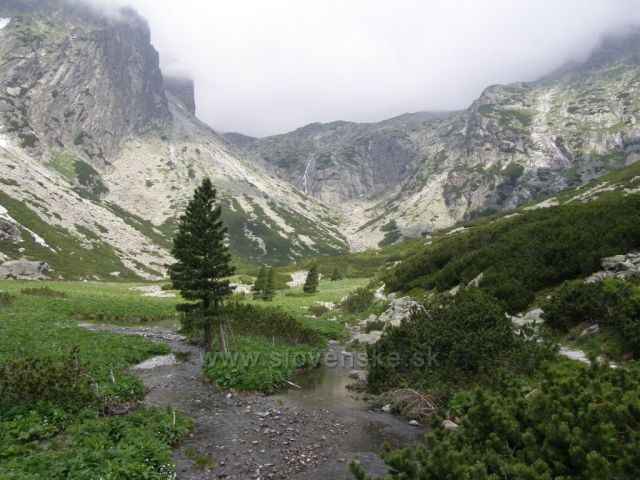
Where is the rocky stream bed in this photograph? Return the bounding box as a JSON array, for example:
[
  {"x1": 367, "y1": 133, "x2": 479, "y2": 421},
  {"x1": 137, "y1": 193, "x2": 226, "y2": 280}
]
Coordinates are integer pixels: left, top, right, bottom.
[{"x1": 80, "y1": 323, "x2": 423, "y2": 479}]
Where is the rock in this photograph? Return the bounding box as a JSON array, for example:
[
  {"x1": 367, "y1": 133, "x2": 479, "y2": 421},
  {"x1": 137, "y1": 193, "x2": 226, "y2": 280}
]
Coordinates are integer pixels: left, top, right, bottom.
[
  {"x1": 408, "y1": 420, "x2": 420, "y2": 426},
  {"x1": 0, "y1": 218, "x2": 21, "y2": 242},
  {"x1": 6, "y1": 86, "x2": 21, "y2": 97},
  {"x1": 467, "y1": 272, "x2": 484, "y2": 288},
  {"x1": 381, "y1": 404, "x2": 392, "y2": 413},
  {"x1": 579, "y1": 324, "x2": 600, "y2": 338},
  {"x1": 0, "y1": 260, "x2": 48, "y2": 279},
  {"x1": 352, "y1": 331, "x2": 382, "y2": 345},
  {"x1": 448, "y1": 285, "x2": 460, "y2": 296},
  {"x1": 442, "y1": 420, "x2": 459, "y2": 431},
  {"x1": 131, "y1": 354, "x2": 177, "y2": 370},
  {"x1": 511, "y1": 308, "x2": 544, "y2": 328},
  {"x1": 348, "y1": 369, "x2": 367, "y2": 382},
  {"x1": 602, "y1": 255, "x2": 626, "y2": 270}
]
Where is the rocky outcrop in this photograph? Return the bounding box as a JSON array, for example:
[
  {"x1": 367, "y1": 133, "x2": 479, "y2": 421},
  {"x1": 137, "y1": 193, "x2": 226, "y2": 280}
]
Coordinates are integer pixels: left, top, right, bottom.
[
  {"x1": 0, "y1": 0, "x2": 170, "y2": 164},
  {"x1": 0, "y1": 260, "x2": 48, "y2": 279},
  {"x1": 0, "y1": 217, "x2": 20, "y2": 241},
  {"x1": 164, "y1": 76, "x2": 196, "y2": 115},
  {"x1": 586, "y1": 251, "x2": 640, "y2": 282}
]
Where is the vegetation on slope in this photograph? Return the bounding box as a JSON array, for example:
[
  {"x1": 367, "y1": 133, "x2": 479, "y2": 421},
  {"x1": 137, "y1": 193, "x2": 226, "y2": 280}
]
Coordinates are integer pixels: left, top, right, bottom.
[
  {"x1": 385, "y1": 193, "x2": 640, "y2": 312},
  {"x1": 0, "y1": 281, "x2": 190, "y2": 479}
]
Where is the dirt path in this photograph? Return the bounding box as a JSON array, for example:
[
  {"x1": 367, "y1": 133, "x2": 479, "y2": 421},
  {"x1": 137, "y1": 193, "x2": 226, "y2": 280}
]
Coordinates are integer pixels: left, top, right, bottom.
[{"x1": 81, "y1": 323, "x2": 424, "y2": 479}]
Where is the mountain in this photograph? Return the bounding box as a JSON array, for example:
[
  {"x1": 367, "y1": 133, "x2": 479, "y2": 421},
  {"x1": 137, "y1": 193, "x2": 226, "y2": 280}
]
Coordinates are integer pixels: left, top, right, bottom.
[
  {"x1": 0, "y1": 0, "x2": 348, "y2": 279},
  {"x1": 228, "y1": 30, "x2": 640, "y2": 249}
]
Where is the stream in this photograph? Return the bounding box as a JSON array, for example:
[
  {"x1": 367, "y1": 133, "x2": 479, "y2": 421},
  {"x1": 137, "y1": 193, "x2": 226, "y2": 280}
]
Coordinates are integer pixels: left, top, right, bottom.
[{"x1": 82, "y1": 324, "x2": 424, "y2": 479}]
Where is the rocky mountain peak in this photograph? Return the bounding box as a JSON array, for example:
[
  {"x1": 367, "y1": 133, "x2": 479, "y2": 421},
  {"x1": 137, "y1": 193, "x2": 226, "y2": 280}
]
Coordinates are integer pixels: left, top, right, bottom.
[
  {"x1": 0, "y1": 0, "x2": 170, "y2": 164},
  {"x1": 583, "y1": 27, "x2": 640, "y2": 71}
]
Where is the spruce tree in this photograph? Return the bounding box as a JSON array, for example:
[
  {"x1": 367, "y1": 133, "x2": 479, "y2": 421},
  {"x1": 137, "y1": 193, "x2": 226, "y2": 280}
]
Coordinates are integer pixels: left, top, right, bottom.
[
  {"x1": 263, "y1": 267, "x2": 275, "y2": 301},
  {"x1": 168, "y1": 178, "x2": 235, "y2": 353},
  {"x1": 303, "y1": 263, "x2": 319, "y2": 293},
  {"x1": 330, "y1": 267, "x2": 342, "y2": 281},
  {"x1": 252, "y1": 267, "x2": 266, "y2": 300}
]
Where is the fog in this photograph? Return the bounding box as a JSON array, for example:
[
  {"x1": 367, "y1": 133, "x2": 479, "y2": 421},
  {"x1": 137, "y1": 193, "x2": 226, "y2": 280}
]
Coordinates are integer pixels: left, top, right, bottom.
[{"x1": 81, "y1": 0, "x2": 640, "y2": 137}]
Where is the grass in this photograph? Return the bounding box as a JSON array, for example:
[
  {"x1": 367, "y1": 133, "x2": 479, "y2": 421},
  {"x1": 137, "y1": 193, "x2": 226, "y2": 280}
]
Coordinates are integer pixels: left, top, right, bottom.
[
  {"x1": 204, "y1": 336, "x2": 323, "y2": 393},
  {"x1": 245, "y1": 277, "x2": 369, "y2": 319},
  {"x1": 0, "y1": 280, "x2": 191, "y2": 479}
]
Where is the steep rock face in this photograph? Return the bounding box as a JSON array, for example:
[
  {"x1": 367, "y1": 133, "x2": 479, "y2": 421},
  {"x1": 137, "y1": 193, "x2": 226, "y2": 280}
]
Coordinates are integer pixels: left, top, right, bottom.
[
  {"x1": 231, "y1": 31, "x2": 640, "y2": 247},
  {"x1": 0, "y1": 0, "x2": 169, "y2": 164},
  {"x1": 164, "y1": 75, "x2": 196, "y2": 115}
]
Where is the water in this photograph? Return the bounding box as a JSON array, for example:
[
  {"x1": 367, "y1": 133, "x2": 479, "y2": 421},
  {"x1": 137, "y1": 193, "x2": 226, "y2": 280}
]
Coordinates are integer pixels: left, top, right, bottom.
[{"x1": 275, "y1": 344, "x2": 368, "y2": 410}]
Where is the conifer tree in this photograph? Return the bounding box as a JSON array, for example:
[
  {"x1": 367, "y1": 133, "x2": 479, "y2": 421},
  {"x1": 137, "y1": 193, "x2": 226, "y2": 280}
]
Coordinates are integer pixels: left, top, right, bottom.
[
  {"x1": 168, "y1": 178, "x2": 235, "y2": 353},
  {"x1": 263, "y1": 267, "x2": 275, "y2": 301},
  {"x1": 303, "y1": 263, "x2": 320, "y2": 293},
  {"x1": 330, "y1": 267, "x2": 342, "y2": 281},
  {"x1": 252, "y1": 266, "x2": 266, "y2": 300}
]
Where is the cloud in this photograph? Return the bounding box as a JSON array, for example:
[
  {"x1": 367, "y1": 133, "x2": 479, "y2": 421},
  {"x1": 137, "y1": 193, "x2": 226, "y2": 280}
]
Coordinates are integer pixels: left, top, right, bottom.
[{"x1": 79, "y1": 0, "x2": 640, "y2": 136}]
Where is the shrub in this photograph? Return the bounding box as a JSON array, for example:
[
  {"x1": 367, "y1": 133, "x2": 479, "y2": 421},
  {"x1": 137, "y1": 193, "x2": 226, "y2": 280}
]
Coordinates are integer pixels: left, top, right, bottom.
[
  {"x1": 20, "y1": 287, "x2": 68, "y2": 299},
  {"x1": 341, "y1": 287, "x2": 375, "y2": 314},
  {"x1": 0, "y1": 347, "x2": 96, "y2": 410},
  {"x1": 384, "y1": 194, "x2": 640, "y2": 313},
  {"x1": 308, "y1": 304, "x2": 329, "y2": 318},
  {"x1": 0, "y1": 292, "x2": 15, "y2": 307},
  {"x1": 203, "y1": 337, "x2": 322, "y2": 392},
  {"x1": 351, "y1": 362, "x2": 640, "y2": 480},
  {"x1": 367, "y1": 288, "x2": 550, "y2": 399},
  {"x1": 543, "y1": 278, "x2": 640, "y2": 356}
]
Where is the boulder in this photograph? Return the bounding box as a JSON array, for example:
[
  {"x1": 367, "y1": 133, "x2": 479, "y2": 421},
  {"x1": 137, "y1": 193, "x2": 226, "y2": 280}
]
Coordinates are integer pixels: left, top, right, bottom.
[
  {"x1": 353, "y1": 330, "x2": 382, "y2": 345},
  {"x1": 0, "y1": 260, "x2": 48, "y2": 279},
  {"x1": 442, "y1": 419, "x2": 459, "y2": 431},
  {"x1": 601, "y1": 255, "x2": 626, "y2": 270},
  {"x1": 511, "y1": 308, "x2": 544, "y2": 328},
  {"x1": 579, "y1": 324, "x2": 600, "y2": 338},
  {"x1": 0, "y1": 218, "x2": 21, "y2": 242}
]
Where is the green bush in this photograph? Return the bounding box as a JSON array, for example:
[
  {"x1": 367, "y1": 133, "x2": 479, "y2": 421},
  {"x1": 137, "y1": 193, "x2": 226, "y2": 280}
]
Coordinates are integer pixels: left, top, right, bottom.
[
  {"x1": 352, "y1": 361, "x2": 640, "y2": 480},
  {"x1": 384, "y1": 194, "x2": 640, "y2": 312},
  {"x1": 543, "y1": 279, "x2": 640, "y2": 356},
  {"x1": 367, "y1": 288, "x2": 551, "y2": 399},
  {"x1": 181, "y1": 302, "x2": 322, "y2": 346},
  {"x1": 20, "y1": 287, "x2": 68, "y2": 299},
  {"x1": 0, "y1": 347, "x2": 96, "y2": 410},
  {"x1": 203, "y1": 336, "x2": 322, "y2": 392},
  {"x1": 0, "y1": 292, "x2": 15, "y2": 307},
  {"x1": 341, "y1": 287, "x2": 375, "y2": 314}
]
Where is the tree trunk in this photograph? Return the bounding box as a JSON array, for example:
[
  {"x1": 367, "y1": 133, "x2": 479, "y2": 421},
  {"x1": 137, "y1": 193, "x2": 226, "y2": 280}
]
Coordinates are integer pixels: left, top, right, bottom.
[
  {"x1": 218, "y1": 321, "x2": 228, "y2": 355},
  {"x1": 203, "y1": 318, "x2": 213, "y2": 353}
]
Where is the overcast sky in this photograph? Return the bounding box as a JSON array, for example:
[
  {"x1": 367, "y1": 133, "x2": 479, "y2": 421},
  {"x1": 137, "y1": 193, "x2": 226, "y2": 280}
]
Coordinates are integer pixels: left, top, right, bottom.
[{"x1": 83, "y1": 0, "x2": 640, "y2": 137}]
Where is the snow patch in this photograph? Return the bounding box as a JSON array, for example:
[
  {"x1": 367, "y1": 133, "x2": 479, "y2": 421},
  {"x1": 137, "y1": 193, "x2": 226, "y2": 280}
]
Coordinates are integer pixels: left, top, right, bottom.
[
  {"x1": 0, "y1": 134, "x2": 7, "y2": 149},
  {"x1": 131, "y1": 354, "x2": 177, "y2": 370},
  {"x1": 130, "y1": 285, "x2": 177, "y2": 298},
  {"x1": 0, "y1": 18, "x2": 10, "y2": 30}
]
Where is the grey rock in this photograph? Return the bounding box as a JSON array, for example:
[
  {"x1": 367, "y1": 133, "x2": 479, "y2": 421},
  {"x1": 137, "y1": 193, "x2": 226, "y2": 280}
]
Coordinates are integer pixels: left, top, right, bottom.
[
  {"x1": 511, "y1": 308, "x2": 544, "y2": 329},
  {"x1": 0, "y1": 260, "x2": 48, "y2": 279},
  {"x1": 602, "y1": 255, "x2": 627, "y2": 270},
  {"x1": 0, "y1": 218, "x2": 21, "y2": 242},
  {"x1": 579, "y1": 324, "x2": 600, "y2": 338},
  {"x1": 381, "y1": 404, "x2": 392, "y2": 413},
  {"x1": 467, "y1": 272, "x2": 484, "y2": 288},
  {"x1": 442, "y1": 420, "x2": 459, "y2": 431}
]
